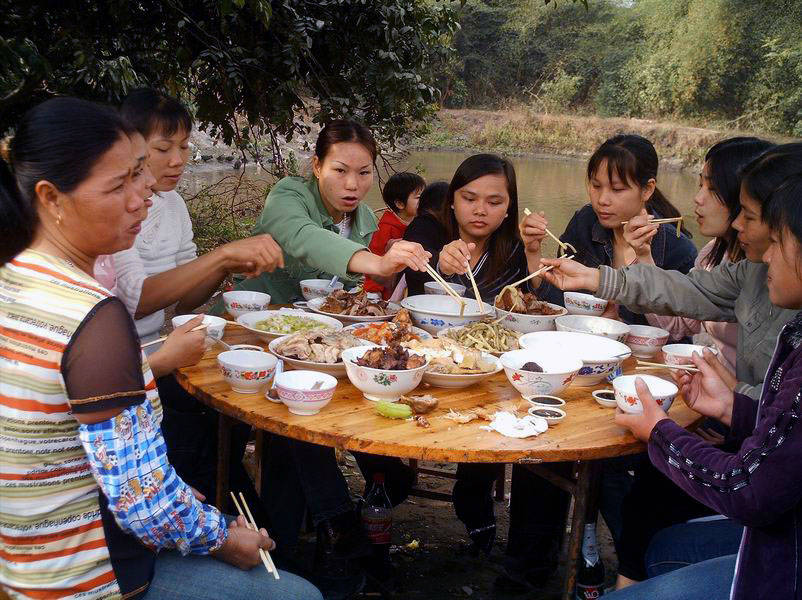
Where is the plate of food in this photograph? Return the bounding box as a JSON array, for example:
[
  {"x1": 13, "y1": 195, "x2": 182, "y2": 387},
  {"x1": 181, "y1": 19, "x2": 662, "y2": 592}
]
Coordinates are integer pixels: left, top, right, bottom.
[
  {"x1": 342, "y1": 309, "x2": 432, "y2": 344},
  {"x1": 307, "y1": 289, "x2": 400, "y2": 323},
  {"x1": 268, "y1": 330, "x2": 372, "y2": 378},
  {"x1": 237, "y1": 309, "x2": 342, "y2": 343},
  {"x1": 402, "y1": 337, "x2": 502, "y2": 388},
  {"x1": 438, "y1": 319, "x2": 521, "y2": 356},
  {"x1": 493, "y1": 287, "x2": 568, "y2": 333}
]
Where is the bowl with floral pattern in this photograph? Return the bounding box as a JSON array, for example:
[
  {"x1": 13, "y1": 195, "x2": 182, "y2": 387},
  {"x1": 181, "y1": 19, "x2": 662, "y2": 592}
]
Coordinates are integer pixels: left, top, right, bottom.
[
  {"x1": 400, "y1": 294, "x2": 494, "y2": 335},
  {"x1": 499, "y1": 348, "x2": 583, "y2": 398},
  {"x1": 662, "y1": 343, "x2": 719, "y2": 366},
  {"x1": 625, "y1": 325, "x2": 670, "y2": 359},
  {"x1": 613, "y1": 374, "x2": 677, "y2": 414},
  {"x1": 563, "y1": 292, "x2": 609, "y2": 316},
  {"x1": 300, "y1": 278, "x2": 345, "y2": 301},
  {"x1": 494, "y1": 303, "x2": 568, "y2": 334},
  {"x1": 217, "y1": 349, "x2": 278, "y2": 394},
  {"x1": 518, "y1": 330, "x2": 631, "y2": 386},
  {"x1": 275, "y1": 370, "x2": 337, "y2": 415},
  {"x1": 341, "y1": 345, "x2": 430, "y2": 402},
  {"x1": 223, "y1": 291, "x2": 272, "y2": 318}
]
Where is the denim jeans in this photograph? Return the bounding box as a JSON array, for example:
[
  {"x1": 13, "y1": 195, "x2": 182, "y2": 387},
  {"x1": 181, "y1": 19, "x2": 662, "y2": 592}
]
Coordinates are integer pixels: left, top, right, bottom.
[
  {"x1": 645, "y1": 519, "x2": 744, "y2": 578},
  {"x1": 143, "y1": 550, "x2": 323, "y2": 600},
  {"x1": 604, "y1": 554, "x2": 736, "y2": 600}
]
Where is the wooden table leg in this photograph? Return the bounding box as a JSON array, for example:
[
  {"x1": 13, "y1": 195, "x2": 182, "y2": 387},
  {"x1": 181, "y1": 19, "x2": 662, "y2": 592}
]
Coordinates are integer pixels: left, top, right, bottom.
[
  {"x1": 562, "y1": 460, "x2": 602, "y2": 600},
  {"x1": 216, "y1": 413, "x2": 235, "y2": 511}
]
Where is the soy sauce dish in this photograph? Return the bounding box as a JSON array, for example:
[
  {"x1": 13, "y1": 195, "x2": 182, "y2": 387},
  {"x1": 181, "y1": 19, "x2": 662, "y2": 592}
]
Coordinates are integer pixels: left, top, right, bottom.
[
  {"x1": 527, "y1": 406, "x2": 566, "y2": 423},
  {"x1": 592, "y1": 389, "x2": 617, "y2": 408},
  {"x1": 526, "y1": 395, "x2": 566, "y2": 408}
]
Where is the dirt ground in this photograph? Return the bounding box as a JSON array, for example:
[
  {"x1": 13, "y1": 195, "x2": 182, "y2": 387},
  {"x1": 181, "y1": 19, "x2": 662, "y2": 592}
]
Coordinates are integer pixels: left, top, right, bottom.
[{"x1": 269, "y1": 452, "x2": 620, "y2": 600}]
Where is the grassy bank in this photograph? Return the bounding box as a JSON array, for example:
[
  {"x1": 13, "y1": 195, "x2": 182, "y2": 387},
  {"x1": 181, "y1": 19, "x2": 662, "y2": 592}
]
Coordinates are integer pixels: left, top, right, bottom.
[{"x1": 415, "y1": 108, "x2": 792, "y2": 170}]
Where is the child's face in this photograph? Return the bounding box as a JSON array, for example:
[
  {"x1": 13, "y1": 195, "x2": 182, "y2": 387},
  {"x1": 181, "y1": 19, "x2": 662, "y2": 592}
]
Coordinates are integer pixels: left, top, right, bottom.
[
  {"x1": 147, "y1": 126, "x2": 190, "y2": 192},
  {"x1": 764, "y1": 227, "x2": 802, "y2": 309},
  {"x1": 397, "y1": 187, "x2": 422, "y2": 220}
]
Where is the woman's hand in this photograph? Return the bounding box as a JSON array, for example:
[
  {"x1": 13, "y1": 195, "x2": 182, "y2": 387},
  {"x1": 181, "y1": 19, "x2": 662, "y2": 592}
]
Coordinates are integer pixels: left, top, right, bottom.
[
  {"x1": 520, "y1": 210, "x2": 548, "y2": 254},
  {"x1": 623, "y1": 209, "x2": 658, "y2": 264},
  {"x1": 212, "y1": 515, "x2": 276, "y2": 570},
  {"x1": 672, "y1": 349, "x2": 735, "y2": 426},
  {"x1": 540, "y1": 258, "x2": 601, "y2": 292},
  {"x1": 219, "y1": 234, "x2": 285, "y2": 277},
  {"x1": 437, "y1": 240, "x2": 475, "y2": 276},
  {"x1": 378, "y1": 240, "x2": 432, "y2": 276},
  {"x1": 614, "y1": 377, "x2": 669, "y2": 442},
  {"x1": 148, "y1": 315, "x2": 207, "y2": 377}
]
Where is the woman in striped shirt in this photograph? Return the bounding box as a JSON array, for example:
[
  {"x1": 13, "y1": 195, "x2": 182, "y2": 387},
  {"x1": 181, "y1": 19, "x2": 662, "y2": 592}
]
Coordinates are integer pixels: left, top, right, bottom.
[{"x1": 0, "y1": 98, "x2": 321, "y2": 600}]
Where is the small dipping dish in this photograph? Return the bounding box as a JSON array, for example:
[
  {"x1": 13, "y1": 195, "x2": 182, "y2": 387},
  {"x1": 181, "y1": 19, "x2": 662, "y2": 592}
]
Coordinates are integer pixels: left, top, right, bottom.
[
  {"x1": 592, "y1": 389, "x2": 617, "y2": 408},
  {"x1": 526, "y1": 395, "x2": 566, "y2": 408},
  {"x1": 229, "y1": 344, "x2": 264, "y2": 352},
  {"x1": 528, "y1": 406, "x2": 566, "y2": 423}
]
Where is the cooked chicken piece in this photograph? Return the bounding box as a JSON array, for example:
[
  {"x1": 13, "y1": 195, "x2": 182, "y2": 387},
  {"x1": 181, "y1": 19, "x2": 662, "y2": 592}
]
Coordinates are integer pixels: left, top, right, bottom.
[{"x1": 399, "y1": 394, "x2": 439, "y2": 414}]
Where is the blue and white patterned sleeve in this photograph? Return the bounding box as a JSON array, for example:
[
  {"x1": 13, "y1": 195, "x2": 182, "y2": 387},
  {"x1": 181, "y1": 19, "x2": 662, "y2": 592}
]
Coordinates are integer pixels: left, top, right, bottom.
[{"x1": 78, "y1": 397, "x2": 228, "y2": 555}]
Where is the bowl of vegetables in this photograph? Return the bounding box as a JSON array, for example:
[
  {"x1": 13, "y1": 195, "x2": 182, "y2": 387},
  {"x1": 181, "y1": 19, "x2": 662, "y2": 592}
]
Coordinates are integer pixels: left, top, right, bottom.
[{"x1": 236, "y1": 309, "x2": 342, "y2": 343}]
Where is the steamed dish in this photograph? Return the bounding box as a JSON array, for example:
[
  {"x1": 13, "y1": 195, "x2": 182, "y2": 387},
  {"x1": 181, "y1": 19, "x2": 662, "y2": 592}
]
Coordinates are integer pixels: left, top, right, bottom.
[
  {"x1": 320, "y1": 289, "x2": 393, "y2": 316},
  {"x1": 274, "y1": 330, "x2": 364, "y2": 363},
  {"x1": 495, "y1": 287, "x2": 562, "y2": 315},
  {"x1": 254, "y1": 314, "x2": 332, "y2": 335},
  {"x1": 403, "y1": 338, "x2": 497, "y2": 374}
]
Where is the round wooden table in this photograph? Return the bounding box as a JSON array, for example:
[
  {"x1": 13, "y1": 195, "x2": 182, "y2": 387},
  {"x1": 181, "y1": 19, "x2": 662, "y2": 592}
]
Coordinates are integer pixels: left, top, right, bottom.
[{"x1": 175, "y1": 322, "x2": 701, "y2": 600}]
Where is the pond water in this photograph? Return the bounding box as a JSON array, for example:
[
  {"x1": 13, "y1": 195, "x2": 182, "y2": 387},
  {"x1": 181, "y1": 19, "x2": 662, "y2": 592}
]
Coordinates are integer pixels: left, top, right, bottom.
[{"x1": 183, "y1": 149, "x2": 704, "y2": 249}]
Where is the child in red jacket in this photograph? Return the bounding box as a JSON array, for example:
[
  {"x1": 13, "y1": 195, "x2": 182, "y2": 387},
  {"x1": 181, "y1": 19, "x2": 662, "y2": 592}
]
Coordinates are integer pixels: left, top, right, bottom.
[{"x1": 365, "y1": 172, "x2": 425, "y2": 298}]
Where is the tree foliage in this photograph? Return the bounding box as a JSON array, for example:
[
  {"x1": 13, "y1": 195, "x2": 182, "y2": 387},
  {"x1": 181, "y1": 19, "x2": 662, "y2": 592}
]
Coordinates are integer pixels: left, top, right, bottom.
[
  {"x1": 0, "y1": 0, "x2": 461, "y2": 167},
  {"x1": 442, "y1": 0, "x2": 802, "y2": 135}
]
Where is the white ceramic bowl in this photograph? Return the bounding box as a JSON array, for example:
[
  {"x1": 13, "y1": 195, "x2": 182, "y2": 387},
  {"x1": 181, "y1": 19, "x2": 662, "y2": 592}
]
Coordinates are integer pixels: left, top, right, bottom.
[
  {"x1": 217, "y1": 350, "x2": 278, "y2": 394},
  {"x1": 493, "y1": 303, "x2": 568, "y2": 334},
  {"x1": 555, "y1": 315, "x2": 631, "y2": 343},
  {"x1": 400, "y1": 295, "x2": 495, "y2": 335},
  {"x1": 626, "y1": 325, "x2": 670, "y2": 359},
  {"x1": 299, "y1": 278, "x2": 345, "y2": 301},
  {"x1": 222, "y1": 291, "x2": 272, "y2": 318},
  {"x1": 422, "y1": 353, "x2": 502, "y2": 389},
  {"x1": 592, "y1": 389, "x2": 617, "y2": 408},
  {"x1": 527, "y1": 405, "x2": 566, "y2": 423},
  {"x1": 424, "y1": 281, "x2": 467, "y2": 296},
  {"x1": 518, "y1": 330, "x2": 631, "y2": 386},
  {"x1": 306, "y1": 296, "x2": 401, "y2": 324},
  {"x1": 236, "y1": 309, "x2": 342, "y2": 343},
  {"x1": 499, "y1": 348, "x2": 583, "y2": 398},
  {"x1": 613, "y1": 374, "x2": 678, "y2": 414},
  {"x1": 563, "y1": 292, "x2": 609, "y2": 316},
  {"x1": 268, "y1": 335, "x2": 370, "y2": 379},
  {"x1": 275, "y1": 370, "x2": 337, "y2": 415},
  {"x1": 662, "y1": 343, "x2": 719, "y2": 366},
  {"x1": 172, "y1": 314, "x2": 227, "y2": 342},
  {"x1": 341, "y1": 345, "x2": 429, "y2": 402},
  {"x1": 341, "y1": 323, "x2": 433, "y2": 342}
]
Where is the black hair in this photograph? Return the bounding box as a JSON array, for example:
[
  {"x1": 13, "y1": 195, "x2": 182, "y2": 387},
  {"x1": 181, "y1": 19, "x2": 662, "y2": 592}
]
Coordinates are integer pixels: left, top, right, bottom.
[
  {"x1": 382, "y1": 172, "x2": 425, "y2": 213},
  {"x1": 120, "y1": 87, "x2": 192, "y2": 139},
  {"x1": 702, "y1": 137, "x2": 775, "y2": 267},
  {"x1": 587, "y1": 134, "x2": 690, "y2": 236},
  {"x1": 440, "y1": 153, "x2": 519, "y2": 286},
  {"x1": 417, "y1": 181, "x2": 449, "y2": 218},
  {"x1": 765, "y1": 173, "x2": 802, "y2": 275},
  {"x1": 315, "y1": 120, "x2": 377, "y2": 163},
  {"x1": 0, "y1": 98, "x2": 129, "y2": 265},
  {"x1": 740, "y1": 143, "x2": 802, "y2": 222}
]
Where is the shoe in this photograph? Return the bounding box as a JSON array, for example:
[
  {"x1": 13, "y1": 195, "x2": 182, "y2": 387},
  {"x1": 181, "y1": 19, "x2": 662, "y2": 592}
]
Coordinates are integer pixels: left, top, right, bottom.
[{"x1": 313, "y1": 519, "x2": 369, "y2": 600}]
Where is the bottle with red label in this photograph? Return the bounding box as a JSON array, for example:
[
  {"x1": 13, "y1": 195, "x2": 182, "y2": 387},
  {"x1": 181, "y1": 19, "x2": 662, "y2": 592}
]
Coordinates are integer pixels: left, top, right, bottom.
[
  {"x1": 361, "y1": 473, "x2": 393, "y2": 577},
  {"x1": 575, "y1": 522, "x2": 605, "y2": 599}
]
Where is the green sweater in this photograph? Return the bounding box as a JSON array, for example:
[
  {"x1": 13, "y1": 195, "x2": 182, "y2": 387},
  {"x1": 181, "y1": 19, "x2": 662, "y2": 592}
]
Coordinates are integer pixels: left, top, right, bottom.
[{"x1": 231, "y1": 176, "x2": 378, "y2": 304}]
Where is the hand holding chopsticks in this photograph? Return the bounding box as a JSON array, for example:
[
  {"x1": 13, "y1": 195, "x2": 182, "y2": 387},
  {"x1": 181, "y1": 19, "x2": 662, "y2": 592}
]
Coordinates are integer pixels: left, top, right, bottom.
[
  {"x1": 508, "y1": 255, "x2": 575, "y2": 289},
  {"x1": 230, "y1": 491, "x2": 279, "y2": 579},
  {"x1": 424, "y1": 263, "x2": 468, "y2": 316},
  {"x1": 522, "y1": 208, "x2": 577, "y2": 256},
  {"x1": 141, "y1": 323, "x2": 208, "y2": 349},
  {"x1": 621, "y1": 215, "x2": 684, "y2": 238}
]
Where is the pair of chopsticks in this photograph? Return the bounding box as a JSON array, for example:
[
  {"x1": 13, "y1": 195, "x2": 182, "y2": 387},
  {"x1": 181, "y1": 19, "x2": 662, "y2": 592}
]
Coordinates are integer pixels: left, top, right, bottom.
[
  {"x1": 635, "y1": 360, "x2": 699, "y2": 373},
  {"x1": 423, "y1": 263, "x2": 474, "y2": 317},
  {"x1": 140, "y1": 323, "x2": 208, "y2": 348},
  {"x1": 620, "y1": 216, "x2": 684, "y2": 238},
  {"x1": 230, "y1": 491, "x2": 279, "y2": 579},
  {"x1": 522, "y1": 208, "x2": 577, "y2": 256},
  {"x1": 507, "y1": 255, "x2": 575, "y2": 289}
]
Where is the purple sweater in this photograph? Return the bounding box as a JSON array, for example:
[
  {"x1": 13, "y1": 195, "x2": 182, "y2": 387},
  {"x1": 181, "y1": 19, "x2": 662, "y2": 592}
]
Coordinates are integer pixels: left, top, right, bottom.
[{"x1": 649, "y1": 310, "x2": 802, "y2": 599}]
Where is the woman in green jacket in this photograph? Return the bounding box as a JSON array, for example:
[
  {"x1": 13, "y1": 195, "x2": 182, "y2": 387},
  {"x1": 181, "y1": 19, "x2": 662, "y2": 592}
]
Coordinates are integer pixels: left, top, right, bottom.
[{"x1": 232, "y1": 121, "x2": 429, "y2": 302}]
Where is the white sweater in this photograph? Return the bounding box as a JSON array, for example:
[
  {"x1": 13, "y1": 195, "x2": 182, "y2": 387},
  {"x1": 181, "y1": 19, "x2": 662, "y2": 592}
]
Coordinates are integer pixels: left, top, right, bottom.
[{"x1": 112, "y1": 190, "x2": 197, "y2": 344}]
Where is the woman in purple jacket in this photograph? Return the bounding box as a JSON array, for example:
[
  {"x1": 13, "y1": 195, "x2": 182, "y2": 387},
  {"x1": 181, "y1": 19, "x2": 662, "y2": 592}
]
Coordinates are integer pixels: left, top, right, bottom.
[{"x1": 605, "y1": 150, "x2": 802, "y2": 599}]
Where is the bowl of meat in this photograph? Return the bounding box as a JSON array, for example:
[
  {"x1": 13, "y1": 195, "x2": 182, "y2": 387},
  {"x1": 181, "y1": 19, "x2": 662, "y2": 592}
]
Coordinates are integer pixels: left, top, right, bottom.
[
  {"x1": 402, "y1": 337, "x2": 502, "y2": 389},
  {"x1": 300, "y1": 278, "x2": 345, "y2": 301},
  {"x1": 493, "y1": 287, "x2": 568, "y2": 333},
  {"x1": 341, "y1": 344, "x2": 430, "y2": 402},
  {"x1": 499, "y1": 348, "x2": 583, "y2": 398},
  {"x1": 269, "y1": 330, "x2": 372, "y2": 378},
  {"x1": 400, "y1": 294, "x2": 495, "y2": 334},
  {"x1": 307, "y1": 289, "x2": 400, "y2": 324}
]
